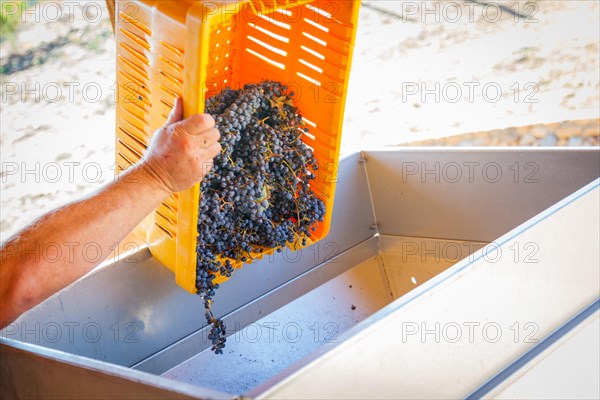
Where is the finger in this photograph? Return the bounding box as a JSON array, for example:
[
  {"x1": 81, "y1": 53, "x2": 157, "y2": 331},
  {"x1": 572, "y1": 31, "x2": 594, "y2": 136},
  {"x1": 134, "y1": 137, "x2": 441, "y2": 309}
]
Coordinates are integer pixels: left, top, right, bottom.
[
  {"x1": 198, "y1": 127, "x2": 220, "y2": 147},
  {"x1": 205, "y1": 141, "x2": 222, "y2": 158},
  {"x1": 180, "y1": 114, "x2": 215, "y2": 135},
  {"x1": 165, "y1": 97, "x2": 183, "y2": 126}
]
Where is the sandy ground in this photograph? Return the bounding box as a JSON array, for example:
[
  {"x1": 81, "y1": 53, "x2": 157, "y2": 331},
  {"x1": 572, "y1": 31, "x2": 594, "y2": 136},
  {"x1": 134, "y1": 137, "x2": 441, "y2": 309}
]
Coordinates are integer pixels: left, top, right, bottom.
[{"x1": 1, "y1": 0, "x2": 599, "y2": 242}]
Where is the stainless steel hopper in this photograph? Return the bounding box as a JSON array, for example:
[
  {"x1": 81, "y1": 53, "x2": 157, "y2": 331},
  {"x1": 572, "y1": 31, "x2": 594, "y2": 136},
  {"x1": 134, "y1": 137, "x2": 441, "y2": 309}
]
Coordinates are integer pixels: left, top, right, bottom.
[{"x1": 2, "y1": 148, "x2": 599, "y2": 399}]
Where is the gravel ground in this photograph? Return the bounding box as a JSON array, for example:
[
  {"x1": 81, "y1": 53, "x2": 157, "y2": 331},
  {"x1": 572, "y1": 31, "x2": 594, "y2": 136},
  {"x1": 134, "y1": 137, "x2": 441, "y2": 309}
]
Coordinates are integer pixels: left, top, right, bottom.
[
  {"x1": 398, "y1": 118, "x2": 599, "y2": 146},
  {"x1": 1, "y1": 0, "x2": 599, "y2": 242}
]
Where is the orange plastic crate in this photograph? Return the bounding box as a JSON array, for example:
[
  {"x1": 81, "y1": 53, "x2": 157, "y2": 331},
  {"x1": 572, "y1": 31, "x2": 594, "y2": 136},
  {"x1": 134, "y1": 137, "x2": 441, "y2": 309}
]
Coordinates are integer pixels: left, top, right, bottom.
[{"x1": 114, "y1": 0, "x2": 360, "y2": 293}]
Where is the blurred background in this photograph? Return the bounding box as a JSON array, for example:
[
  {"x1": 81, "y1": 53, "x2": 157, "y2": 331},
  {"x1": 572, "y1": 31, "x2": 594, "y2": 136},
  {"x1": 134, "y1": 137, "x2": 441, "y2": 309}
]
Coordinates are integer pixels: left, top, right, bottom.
[{"x1": 1, "y1": 0, "x2": 599, "y2": 242}]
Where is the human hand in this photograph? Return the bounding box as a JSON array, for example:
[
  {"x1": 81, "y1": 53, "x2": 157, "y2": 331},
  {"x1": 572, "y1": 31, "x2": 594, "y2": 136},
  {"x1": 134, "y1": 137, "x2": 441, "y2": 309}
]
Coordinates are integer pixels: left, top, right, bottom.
[{"x1": 140, "y1": 98, "x2": 221, "y2": 194}]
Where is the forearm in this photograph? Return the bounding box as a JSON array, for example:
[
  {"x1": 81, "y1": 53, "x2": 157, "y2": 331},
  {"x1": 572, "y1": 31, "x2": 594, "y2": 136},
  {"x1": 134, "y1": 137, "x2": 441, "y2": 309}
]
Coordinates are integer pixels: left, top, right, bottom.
[
  {"x1": 0, "y1": 164, "x2": 169, "y2": 327},
  {"x1": 0, "y1": 98, "x2": 220, "y2": 328}
]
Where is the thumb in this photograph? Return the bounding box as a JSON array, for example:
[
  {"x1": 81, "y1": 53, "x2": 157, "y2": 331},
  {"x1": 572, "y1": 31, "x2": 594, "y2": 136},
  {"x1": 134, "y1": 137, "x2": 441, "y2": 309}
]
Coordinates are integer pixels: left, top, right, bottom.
[{"x1": 165, "y1": 97, "x2": 183, "y2": 125}]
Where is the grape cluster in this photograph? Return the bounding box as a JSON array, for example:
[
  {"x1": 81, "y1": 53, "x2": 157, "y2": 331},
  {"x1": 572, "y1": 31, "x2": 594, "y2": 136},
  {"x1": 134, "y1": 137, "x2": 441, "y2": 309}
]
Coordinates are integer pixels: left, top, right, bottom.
[{"x1": 196, "y1": 81, "x2": 325, "y2": 354}]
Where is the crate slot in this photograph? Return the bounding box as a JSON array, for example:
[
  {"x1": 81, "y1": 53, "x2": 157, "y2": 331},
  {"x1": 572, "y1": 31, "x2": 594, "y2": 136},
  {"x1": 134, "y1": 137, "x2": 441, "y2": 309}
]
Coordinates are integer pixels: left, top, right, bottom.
[
  {"x1": 310, "y1": 137, "x2": 336, "y2": 157},
  {"x1": 302, "y1": 135, "x2": 335, "y2": 158},
  {"x1": 308, "y1": 180, "x2": 330, "y2": 198},
  {"x1": 158, "y1": 70, "x2": 183, "y2": 87},
  {"x1": 302, "y1": 9, "x2": 353, "y2": 38},
  {"x1": 158, "y1": 202, "x2": 177, "y2": 219},
  {"x1": 296, "y1": 71, "x2": 320, "y2": 85},
  {"x1": 298, "y1": 58, "x2": 323, "y2": 74},
  {"x1": 302, "y1": 129, "x2": 316, "y2": 140},
  {"x1": 163, "y1": 195, "x2": 178, "y2": 212},
  {"x1": 245, "y1": 48, "x2": 285, "y2": 70},
  {"x1": 302, "y1": 41, "x2": 348, "y2": 66},
  {"x1": 300, "y1": 45, "x2": 324, "y2": 60},
  {"x1": 120, "y1": 81, "x2": 151, "y2": 106},
  {"x1": 247, "y1": 35, "x2": 287, "y2": 57},
  {"x1": 158, "y1": 100, "x2": 174, "y2": 118},
  {"x1": 299, "y1": 51, "x2": 345, "y2": 81},
  {"x1": 158, "y1": 84, "x2": 181, "y2": 103},
  {"x1": 160, "y1": 99, "x2": 174, "y2": 110},
  {"x1": 248, "y1": 22, "x2": 290, "y2": 43},
  {"x1": 120, "y1": 42, "x2": 150, "y2": 66},
  {"x1": 300, "y1": 42, "x2": 344, "y2": 76},
  {"x1": 119, "y1": 27, "x2": 151, "y2": 51},
  {"x1": 316, "y1": 67, "x2": 345, "y2": 85},
  {"x1": 258, "y1": 13, "x2": 291, "y2": 30},
  {"x1": 118, "y1": 139, "x2": 144, "y2": 160},
  {"x1": 117, "y1": 68, "x2": 149, "y2": 94},
  {"x1": 160, "y1": 40, "x2": 184, "y2": 62},
  {"x1": 309, "y1": 125, "x2": 337, "y2": 140},
  {"x1": 157, "y1": 102, "x2": 173, "y2": 119},
  {"x1": 305, "y1": 3, "x2": 333, "y2": 18},
  {"x1": 271, "y1": 4, "x2": 299, "y2": 22},
  {"x1": 154, "y1": 222, "x2": 175, "y2": 239},
  {"x1": 117, "y1": 152, "x2": 136, "y2": 168},
  {"x1": 159, "y1": 56, "x2": 183, "y2": 76},
  {"x1": 119, "y1": 84, "x2": 150, "y2": 109},
  {"x1": 303, "y1": 18, "x2": 329, "y2": 33},
  {"x1": 249, "y1": 17, "x2": 291, "y2": 39},
  {"x1": 118, "y1": 56, "x2": 149, "y2": 80},
  {"x1": 117, "y1": 115, "x2": 149, "y2": 138},
  {"x1": 274, "y1": 3, "x2": 289, "y2": 12},
  {"x1": 313, "y1": 25, "x2": 352, "y2": 46},
  {"x1": 301, "y1": 116, "x2": 317, "y2": 128},
  {"x1": 155, "y1": 209, "x2": 176, "y2": 228},
  {"x1": 118, "y1": 103, "x2": 149, "y2": 125},
  {"x1": 301, "y1": 31, "x2": 327, "y2": 47},
  {"x1": 302, "y1": 23, "x2": 351, "y2": 54},
  {"x1": 247, "y1": 29, "x2": 288, "y2": 52},
  {"x1": 304, "y1": 3, "x2": 349, "y2": 27},
  {"x1": 118, "y1": 70, "x2": 150, "y2": 96},
  {"x1": 301, "y1": 105, "x2": 338, "y2": 130},
  {"x1": 118, "y1": 38, "x2": 150, "y2": 63},
  {"x1": 119, "y1": 11, "x2": 152, "y2": 36},
  {"x1": 118, "y1": 127, "x2": 148, "y2": 149},
  {"x1": 159, "y1": 85, "x2": 178, "y2": 100}
]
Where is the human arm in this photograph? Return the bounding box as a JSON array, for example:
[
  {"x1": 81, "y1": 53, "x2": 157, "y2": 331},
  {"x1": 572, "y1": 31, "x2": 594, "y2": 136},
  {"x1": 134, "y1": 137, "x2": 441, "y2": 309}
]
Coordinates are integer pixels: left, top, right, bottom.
[{"x1": 0, "y1": 98, "x2": 220, "y2": 328}]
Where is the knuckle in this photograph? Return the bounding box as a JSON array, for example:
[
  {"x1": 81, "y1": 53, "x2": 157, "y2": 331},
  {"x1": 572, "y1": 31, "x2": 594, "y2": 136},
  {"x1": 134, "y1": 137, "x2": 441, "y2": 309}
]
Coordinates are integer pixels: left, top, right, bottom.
[
  {"x1": 192, "y1": 113, "x2": 215, "y2": 129},
  {"x1": 178, "y1": 136, "x2": 193, "y2": 152},
  {"x1": 170, "y1": 122, "x2": 186, "y2": 136},
  {"x1": 202, "y1": 128, "x2": 220, "y2": 145}
]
